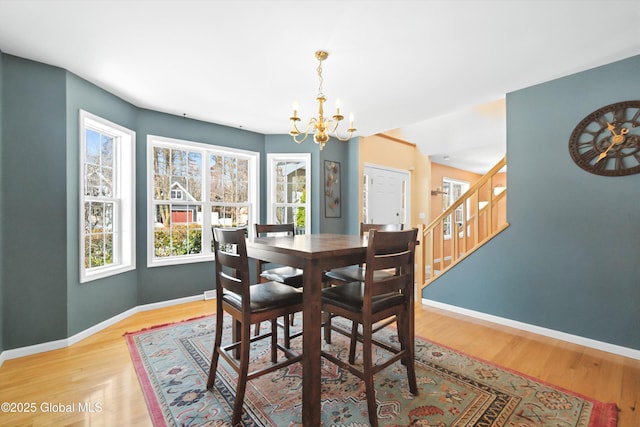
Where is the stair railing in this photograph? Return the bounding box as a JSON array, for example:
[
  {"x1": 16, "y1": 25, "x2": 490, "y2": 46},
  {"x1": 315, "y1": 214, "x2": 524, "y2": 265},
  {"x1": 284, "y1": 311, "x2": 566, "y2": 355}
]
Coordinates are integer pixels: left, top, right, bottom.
[{"x1": 423, "y1": 156, "x2": 508, "y2": 287}]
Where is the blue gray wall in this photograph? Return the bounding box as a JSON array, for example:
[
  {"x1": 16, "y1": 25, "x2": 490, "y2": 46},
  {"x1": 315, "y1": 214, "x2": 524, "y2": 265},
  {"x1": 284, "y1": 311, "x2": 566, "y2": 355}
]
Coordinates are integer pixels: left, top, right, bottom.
[
  {"x1": 0, "y1": 53, "x2": 350, "y2": 349},
  {"x1": 2, "y1": 55, "x2": 68, "y2": 347},
  {"x1": 424, "y1": 55, "x2": 640, "y2": 351}
]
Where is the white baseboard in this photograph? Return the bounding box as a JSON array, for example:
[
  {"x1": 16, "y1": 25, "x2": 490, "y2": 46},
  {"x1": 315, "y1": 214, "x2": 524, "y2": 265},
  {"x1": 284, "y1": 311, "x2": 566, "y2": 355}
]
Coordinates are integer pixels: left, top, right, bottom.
[
  {"x1": 422, "y1": 298, "x2": 640, "y2": 361},
  {"x1": 0, "y1": 294, "x2": 204, "y2": 367},
  {"x1": 3, "y1": 295, "x2": 636, "y2": 367}
]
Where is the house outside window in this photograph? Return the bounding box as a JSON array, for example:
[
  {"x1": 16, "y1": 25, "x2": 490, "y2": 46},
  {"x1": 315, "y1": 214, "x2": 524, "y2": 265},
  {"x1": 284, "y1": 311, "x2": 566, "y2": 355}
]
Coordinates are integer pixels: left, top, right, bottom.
[
  {"x1": 442, "y1": 177, "x2": 469, "y2": 239},
  {"x1": 266, "y1": 153, "x2": 310, "y2": 234},
  {"x1": 148, "y1": 136, "x2": 258, "y2": 266},
  {"x1": 80, "y1": 110, "x2": 135, "y2": 283}
]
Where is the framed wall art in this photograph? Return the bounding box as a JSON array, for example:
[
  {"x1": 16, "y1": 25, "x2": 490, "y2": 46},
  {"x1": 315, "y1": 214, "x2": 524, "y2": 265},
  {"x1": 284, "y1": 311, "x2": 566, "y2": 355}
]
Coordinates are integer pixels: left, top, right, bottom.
[{"x1": 324, "y1": 160, "x2": 341, "y2": 218}]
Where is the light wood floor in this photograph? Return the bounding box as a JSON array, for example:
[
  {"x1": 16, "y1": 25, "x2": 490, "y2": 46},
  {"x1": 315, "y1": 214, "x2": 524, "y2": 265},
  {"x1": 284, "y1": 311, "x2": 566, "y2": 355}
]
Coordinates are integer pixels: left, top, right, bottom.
[{"x1": 1, "y1": 300, "x2": 638, "y2": 426}]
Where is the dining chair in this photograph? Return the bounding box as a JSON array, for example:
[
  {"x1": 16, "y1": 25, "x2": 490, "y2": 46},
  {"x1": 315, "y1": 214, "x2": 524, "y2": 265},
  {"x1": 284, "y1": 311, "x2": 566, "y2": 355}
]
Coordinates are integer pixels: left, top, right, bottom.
[
  {"x1": 323, "y1": 222, "x2": 403, "y2": 352},
  {"x1": 320, "y1": 227, "x2": 419, "y2": 427},
  {"x1": 206, "y1": 227, "x2": 303, "y2": 426},
  {"x1": 324, "y1": 223, "x2": 404, "y2": 285},
  {"x1": 254, "y1": 223, "x2": 304, "y2": 344},
  {"x1": 254, "y1": 223, "x2": 304, "y2": 287}
]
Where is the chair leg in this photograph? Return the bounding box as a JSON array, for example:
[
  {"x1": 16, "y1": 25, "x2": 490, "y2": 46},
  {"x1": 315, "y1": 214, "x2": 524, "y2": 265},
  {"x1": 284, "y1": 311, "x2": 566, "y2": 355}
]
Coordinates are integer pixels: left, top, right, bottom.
[
  {"x1": 206, "y1": 309, "x2": 225, "y2": 389},
  {"x1": 348, "y1": 322, "x2": 359, "y2": 364},
  {"x1": 232, "y1": 319, "x2": 252, "y2": 426},
  {"x1": 233, "y1": 319, "x2": 241, "y2": 359},
  {"x1": 283, "y1": 316, "x2": 291, "y2": 349},
  {"x1": 323, "y1": 311, "x2": 332, "y2": 344},
  {"x1": 271, "y1": 319, "x2": 278, "y2": 362},
  {"x1": 398, "y1": 312, "x2": 418, "y2": 394},
  {"x1": 362, "y1": 321, "x2": 379, "y2": 427}
]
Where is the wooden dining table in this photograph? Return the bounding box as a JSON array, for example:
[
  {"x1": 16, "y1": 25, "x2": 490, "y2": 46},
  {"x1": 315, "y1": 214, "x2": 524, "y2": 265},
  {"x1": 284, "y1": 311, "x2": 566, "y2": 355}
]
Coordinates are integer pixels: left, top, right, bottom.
[{"x1": 246, "y1": 232, "x2": 368, "y2": 426}]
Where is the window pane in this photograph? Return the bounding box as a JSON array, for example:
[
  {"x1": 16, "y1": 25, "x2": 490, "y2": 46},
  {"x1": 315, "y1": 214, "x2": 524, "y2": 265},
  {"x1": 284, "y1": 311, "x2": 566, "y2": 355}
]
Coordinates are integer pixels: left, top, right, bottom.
[
  {"x1": 84, "y1": 201, "x2": 115, "y2": 268},
  {"x1": 187, "y1": 151, "x2": 202, "y2": 201},
  {"x1": 209, "y1": 154, "x2": 223, "y2": 202},
  {"x1": 84, "y1": 129, "x2": 114, "y2": 198},
  {"x1": 295, "y1": 206, "x2": 306, "y2": 231},
  {"x1": 102, "y1": 166, "x2": 113, "y2": 197},
  {"x1": 153, "y1": 203, "x2": 171, "y2": 258},
  {"x1": 154, "y1": 147, "x2": 172, "y2": 200},
  {"x1": 85, "y1": 164, "x2": 100, "y2": 197},
  {"x1": 86, "y1": 129, "x2": 101, "y2": 161},
  {"x1": 104, "y1": 203, "x2": 113, "y2": 232},
  {"x1": 89, "y1": 235, "x2": 105, "y2": 268},
  {"x1": 275, "y1": 206, "x2": 285, "y2": 224},
  {"x1": 153, "y1": 203, "x2": 203, "y2": 257},
  {"x1": 237, "y1": 181, "x2": 248, "y2": 203},
  {"x1": 90, "y1": 202, "x2": 104, "y2": 232},
  {"x1": 154, "y1": 147, "x2": 170, "y2": 175},
  {"x1": 170, "y1": 206, "x2": 202, "y2": 256},
  {"x1": 223, "y1": 157, "x2": 237, "y2": 203},
  {"x1": 101, "y1": 134, "x2": 113, "y2": 166},
  {"x1": 236, "y1": 158, "x2": 248, "y2": 202},
  {"x1": 211, "y1": 205, "x2": 249, "y2": 228},
  {"x1": 172, "y1": 149, "x2": 188, "y2": 176},
  {"x1": 171, "y1": 176, "x2": 187, "y2": 198}
]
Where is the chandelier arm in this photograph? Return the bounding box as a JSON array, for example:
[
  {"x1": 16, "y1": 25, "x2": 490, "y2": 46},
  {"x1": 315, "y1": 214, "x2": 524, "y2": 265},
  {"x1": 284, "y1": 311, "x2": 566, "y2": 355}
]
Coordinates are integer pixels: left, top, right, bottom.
[
  {"x1": 292, "y1": 132, "x2": 310, "y2": 144},
  {"x1": 290, "y1": 118, "x2": 317, "y2": 143},
  {"x1": 332, "y1": 130, "x2": 355, "y2": 142}
]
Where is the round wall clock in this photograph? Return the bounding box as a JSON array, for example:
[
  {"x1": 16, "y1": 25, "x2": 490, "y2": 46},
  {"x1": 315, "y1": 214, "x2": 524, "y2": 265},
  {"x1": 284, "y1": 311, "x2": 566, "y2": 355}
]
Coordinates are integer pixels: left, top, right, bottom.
[{"x1": 568, "y1": 100, "x2": 640, "y2": 176}]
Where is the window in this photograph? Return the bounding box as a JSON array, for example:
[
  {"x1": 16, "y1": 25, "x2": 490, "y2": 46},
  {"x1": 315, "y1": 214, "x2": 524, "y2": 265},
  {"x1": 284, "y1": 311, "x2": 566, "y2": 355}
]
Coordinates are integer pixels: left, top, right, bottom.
[
  {"x1": 267, "y1": 153, "x2": 310, "y2": 234},
  {"x1": 442, "y1": 178, "x2": 469, "y2": 239},
  {"x1": 148, "y1": 136, "x2": 258, "y2": 266},
  {"x1": 80, "y1": 110, "x2": 135, "y2": 283}
]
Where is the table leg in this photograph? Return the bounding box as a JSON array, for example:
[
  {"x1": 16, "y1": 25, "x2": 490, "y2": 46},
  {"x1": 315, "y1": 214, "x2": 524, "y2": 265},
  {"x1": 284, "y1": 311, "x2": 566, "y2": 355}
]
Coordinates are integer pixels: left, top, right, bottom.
[{"x1": 302, "y1": 259, "x2": 321, "y2": 426}]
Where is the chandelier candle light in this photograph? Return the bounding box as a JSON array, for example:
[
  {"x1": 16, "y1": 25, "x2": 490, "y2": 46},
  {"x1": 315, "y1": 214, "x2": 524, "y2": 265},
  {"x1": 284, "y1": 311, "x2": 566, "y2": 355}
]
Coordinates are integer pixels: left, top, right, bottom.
[{"x1": 289, "y1": 50, "x2": 356, "y2": 150}]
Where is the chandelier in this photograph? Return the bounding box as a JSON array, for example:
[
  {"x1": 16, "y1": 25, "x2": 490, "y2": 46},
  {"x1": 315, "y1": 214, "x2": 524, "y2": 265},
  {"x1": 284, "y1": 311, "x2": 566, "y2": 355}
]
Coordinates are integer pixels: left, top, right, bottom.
[{"x1": 289, "y1": 50, "x2": 356, "y2": 150}]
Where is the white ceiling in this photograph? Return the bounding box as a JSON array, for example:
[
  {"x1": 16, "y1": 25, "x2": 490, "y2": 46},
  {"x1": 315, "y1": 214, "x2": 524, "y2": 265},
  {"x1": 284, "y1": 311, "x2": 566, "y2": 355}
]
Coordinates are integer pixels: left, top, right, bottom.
[{"x1": 1, "y1": 0, "x2": 639, "y2": 173}]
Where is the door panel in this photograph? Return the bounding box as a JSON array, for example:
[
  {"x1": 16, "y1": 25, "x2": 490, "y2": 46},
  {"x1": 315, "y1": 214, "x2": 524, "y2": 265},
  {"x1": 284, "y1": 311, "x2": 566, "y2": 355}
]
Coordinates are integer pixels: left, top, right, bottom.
[{"x1": 364, "y1": 165, "x2": 409, "y2": 225}]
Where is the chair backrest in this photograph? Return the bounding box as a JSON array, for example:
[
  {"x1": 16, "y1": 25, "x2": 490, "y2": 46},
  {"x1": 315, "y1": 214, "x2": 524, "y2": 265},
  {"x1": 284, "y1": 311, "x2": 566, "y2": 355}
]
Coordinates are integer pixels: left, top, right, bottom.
[
  {"x1": 357, "y1": 224, "x2": 404, "y2": 267},
  {"x1": 255, "y1": 223, "x2": 296, "y2": 237},
  {"x1": 360, "y1": 223, "x2": 404, "y2": 236},
  {"x1": 212, "y1": 227, "x2": 251, "y2": 301},
  {"x1": 363, "y1": 228, "x2": 418, "y2": 300}
]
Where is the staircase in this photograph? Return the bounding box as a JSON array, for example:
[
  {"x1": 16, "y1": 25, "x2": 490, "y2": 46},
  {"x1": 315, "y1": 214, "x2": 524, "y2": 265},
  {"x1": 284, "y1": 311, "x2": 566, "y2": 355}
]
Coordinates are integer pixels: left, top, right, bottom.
[{"x1": 422, "y1": 156, "x2": 508, "y2": 288}]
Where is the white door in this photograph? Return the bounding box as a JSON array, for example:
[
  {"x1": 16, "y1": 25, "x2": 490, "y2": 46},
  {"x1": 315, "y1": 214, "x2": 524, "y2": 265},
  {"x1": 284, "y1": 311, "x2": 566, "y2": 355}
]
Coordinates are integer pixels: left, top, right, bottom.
[{"x1": 363, "y1": 165, "x2": 410, "y2": 226}]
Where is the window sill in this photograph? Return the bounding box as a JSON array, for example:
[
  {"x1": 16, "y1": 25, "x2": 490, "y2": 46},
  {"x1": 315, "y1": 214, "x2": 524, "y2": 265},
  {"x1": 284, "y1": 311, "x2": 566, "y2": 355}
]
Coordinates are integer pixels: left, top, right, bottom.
[
  {"x1": 81, "y1": 263, "x2": 136, "y2": 284},
  {"x1": 147, "y1": 254, "x2": 215, "y2": 268}
]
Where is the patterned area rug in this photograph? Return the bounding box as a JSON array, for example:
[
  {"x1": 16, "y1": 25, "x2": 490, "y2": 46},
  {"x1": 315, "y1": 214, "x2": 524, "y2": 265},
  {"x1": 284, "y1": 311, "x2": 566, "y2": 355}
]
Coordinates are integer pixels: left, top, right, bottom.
[{"x1": 125, "y1": 314, "x2": 617, "y2": 426}]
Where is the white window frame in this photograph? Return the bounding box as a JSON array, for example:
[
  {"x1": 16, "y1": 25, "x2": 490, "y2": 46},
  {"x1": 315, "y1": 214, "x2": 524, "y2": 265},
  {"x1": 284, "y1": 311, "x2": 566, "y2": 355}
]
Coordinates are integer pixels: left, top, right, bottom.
[
  {"x1": 266, "y1": 153, "x2": 311, "y2": 234},
  {"x1": 79, "y1": 110, "x2": 136, "y2": 283},
  {"x1": 147, "y1": 135, "x2": 259, "y2": 267},
  {"x1": 442, "y1": 177, "x2": 469, "y2": 240}
]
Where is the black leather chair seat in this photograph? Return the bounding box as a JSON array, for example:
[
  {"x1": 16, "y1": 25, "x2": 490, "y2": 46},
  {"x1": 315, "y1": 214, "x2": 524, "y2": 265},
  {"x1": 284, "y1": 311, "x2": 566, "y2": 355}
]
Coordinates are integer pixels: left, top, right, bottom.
[
  {"x1": 260, "y1": 266, "x2": 304, "y2": 288},
  {"x1": 223, "y1": 282, "x2": 303, "y2": 313},
  {"x1": 322, "y1": 281, "x2": 404, "y2": 314},
  {"x1": 324, "y1": 266, "x2": 395, "y2": 284}
]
